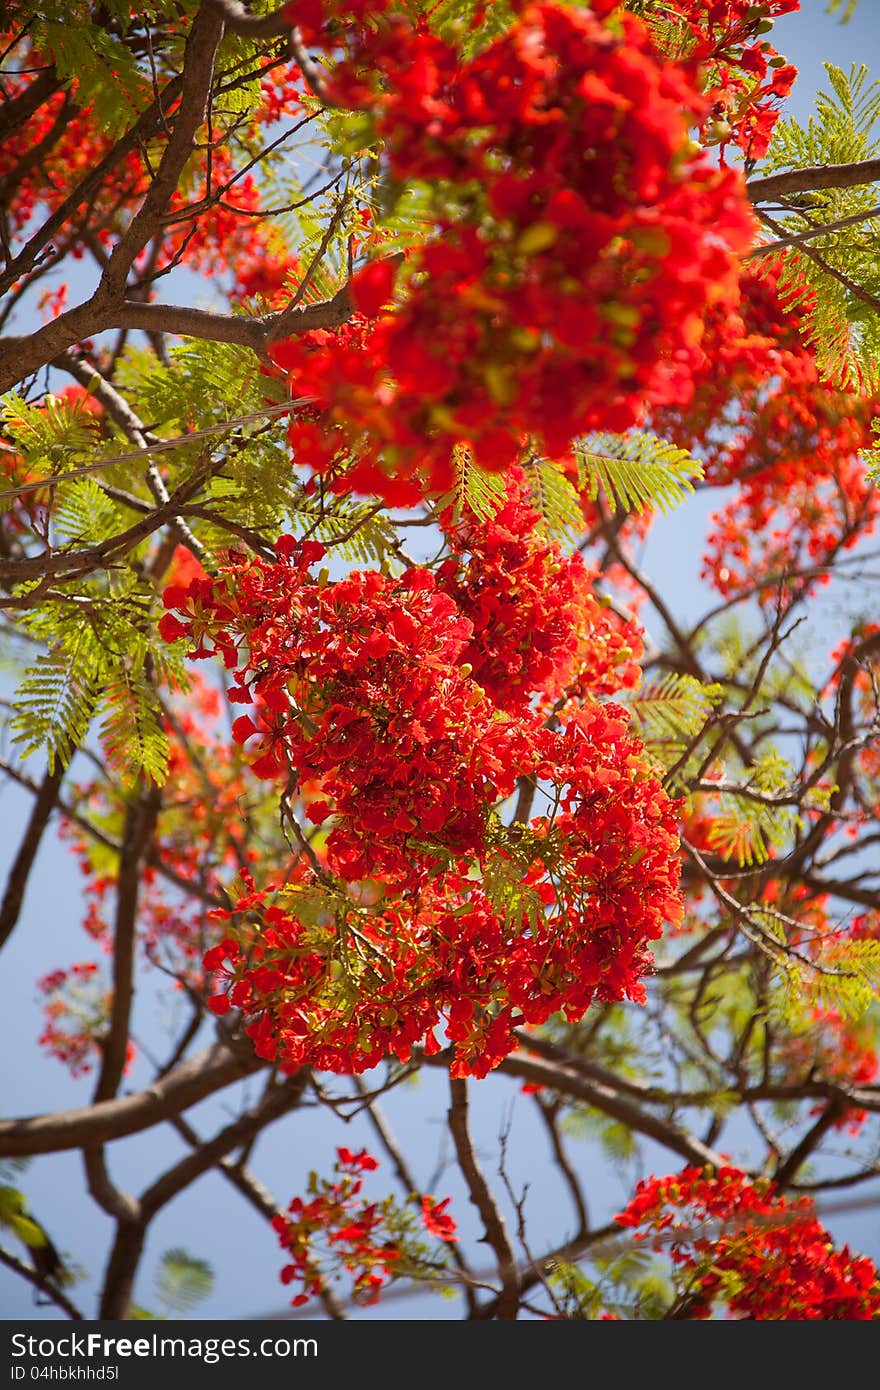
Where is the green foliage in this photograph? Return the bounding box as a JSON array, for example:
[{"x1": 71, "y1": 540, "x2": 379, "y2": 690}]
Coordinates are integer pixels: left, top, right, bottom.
[
  {"x1": 1, "y1": 391, "x2": 106, "y2": 498},
  {"x1": 775, "y1": 938, "x2": 880, "y2": 1028},
  {"x1": 623, "y1": 1, "x2": 694, "y2": 60},
  {"x1": 427, "y1": 0, "x2": 517, "y2": 58},
  {"x1": 482, "y1": 846, "x2": 546, "y2": 932},
  {"x1": 549, "y1": 1243, "x2": 674, "y2": 1320},
  {"x1": 826, "y1": 0, "x2": 860, "y2": 19},
  {"x1": 0, "y1": 1186, "x2": 48, "y2": 1253},
  {"x1": 627, "y1": 673, "x2": 723, "y2": 773},
  {"x1": 705, "y1": 750, "x2": 799, "y2": 867},
  {"x1": 34, "y1": 15, "x2": 150, "y2": 136},
  {"x1": 154, "y1": 1248, "x2": 215, "y2": 1318},
  {"x1": 523, "y1": 457, "x2": 584, "y2": 549},
  {"x1": 575, "y1": 432, "x2": 702, "y2": 516},
  {"x1": 298, "y1": 497, "x2": 399, "y2": 567},
  {"x1": 11, "y1": 586, "x2": 182, "y2": 785},
  {"x1": 447, "y1": 443, "x2": 507, "y2": 522},
  {"x1": 761, "y1": 64, "x2": 880, "y2": 388}
]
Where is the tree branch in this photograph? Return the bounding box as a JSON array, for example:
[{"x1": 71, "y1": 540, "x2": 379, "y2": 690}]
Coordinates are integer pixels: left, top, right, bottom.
[
  {"x1": 0, "y1": 1040, "x2": 267, "y2": 1157},
  {"x1": 0, "y1": 1244, "x2": 84, "y2": 1321},
  {"x1": 206, "y1": 0, "x2": 295, "y2": 37},
  {"x1": 747, "y1": 156, "x2": 880, "y2": 204},
  {"x1": 0, "y1": 760, "x2": 65, "y2": 953},
  {"x1": 448, "y1": 1076, "x2": 521, "y2": 1320}
]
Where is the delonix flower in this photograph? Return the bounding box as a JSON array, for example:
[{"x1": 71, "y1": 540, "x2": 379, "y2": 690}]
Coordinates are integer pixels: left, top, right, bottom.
[
  {"x1": 616, "y1": 1166, "x2": 880, "y2": 1320},
  {"x1": 437, "y1": 469, "x2": 643, "y2": 713},
  {"x1": 668, "y1": 1, "x2": 800, "y2": 160},
  {"x1": 653, "y1": 266, "x2": 880, "y2": 600},
  {"x1": 165, "y1": 537, "x2": 683, "y2": 1077},
  {"x1": 273, "y1": 1147, "x2": 458, "y2": 1308},
  {"x1": 271, "y1": 1, "x2": 755, "y2": 502}
]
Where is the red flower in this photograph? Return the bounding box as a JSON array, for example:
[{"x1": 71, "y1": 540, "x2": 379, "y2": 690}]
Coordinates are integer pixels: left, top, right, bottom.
[{"x1": 421, "y1": 1196, "x2": 458, "y2": 1242}]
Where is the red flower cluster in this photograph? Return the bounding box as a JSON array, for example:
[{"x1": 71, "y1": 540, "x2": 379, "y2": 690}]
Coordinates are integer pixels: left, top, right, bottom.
[
  {"x1": 272, "y1": 2, "x2": 754, "y2": 501},
  {"x1": 438, "y1": 469, "x2": 643, "y2": 713},
  {"x1": 165, "y1": 536, "x2": 682, "y2": 1076},
  {"x1": 164, "y1": 538, "x2": 535, "y2": 881},
  {"x1": 36, "y1": 962, "x2": 136, "y2": 1079},
  {"x1": 617, "y1": 1166, "x2": 880, "y2": 1319},
  {"x1": 654, "y1": 266, "x2": 880, "y2": 599},
  {"x1": 273, "y1": 1146, "x2": 457, "y2": 1308},
  {"x1": 671, "y1": 1, "x2": 799, "y2": 159}
]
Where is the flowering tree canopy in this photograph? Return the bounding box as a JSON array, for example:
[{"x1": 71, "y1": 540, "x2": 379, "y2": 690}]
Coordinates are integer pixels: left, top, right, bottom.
[{"x1": 1, "y1": 0, "x2": 880, "y2": 1322}]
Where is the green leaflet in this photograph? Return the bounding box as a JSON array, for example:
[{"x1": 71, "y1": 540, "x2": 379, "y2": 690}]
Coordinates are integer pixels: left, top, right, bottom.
[
  {"x1": 776, "y1": 938, "x2": 880, "y2": 1029},
  {"x1": 115, "y1": 340, "x2": 271, "y2": 433},
  {"x1": 825, "y1": 0, "x2": 861, "y2": 21},
  {"x1": 154, "y1": 1248, "x2": 215, "y2": 1318},
  {"x1": 705, "y1": 751, "x2": 801, "y2": 868},
  {"x1": 427, "y1": 0, "x2": 517, "y2": 59},
  {"x1": 627, "y1": 673, "x2": 723, "y2": 773},
  {"x1": 11, "y1": 588, "x2": 184, "y2": 786},
  {"x1": 443, "y1": 443, "x2": 508, "y2": 523},
  {"x1": 575, "y1": 432, "x2": 703, "y2": 516},
  {"x1": 622, "y1": 2, "x2": 694, "y2": 60},
  {"x1": 300, "y1": 500, "x2": 399, "y2": 567},
  {"x1": 36, "y1": 19, "x2": 151, "y2": 136},
  {"x1": 52, "y1": 478, "x2": 122, "y2": 549},
  {"x1": 523, "y1": 457, "x2": 583, "y2": 549},
  {"x1": 549, "y1": 1244, "x2": 674, "y2": 1321},
  {"x1": 1, "y1": 391, "x2": 105, "y2": 500},
  {"x1": 482, "y1": 849, "x2": 546, "y2": 932}
]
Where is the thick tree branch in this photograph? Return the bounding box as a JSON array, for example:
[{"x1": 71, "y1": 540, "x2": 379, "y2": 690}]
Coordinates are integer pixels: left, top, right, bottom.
[
  {"x1": 0, "y1": 1041, "x2": 267, "y2": 1157},
  {"x1": 93, "y1": 782, "x2": 163, "y2": 1104},
  {"x1": 774, "y1": 1100, "x2": 848, "y2": 1188},
  {"x1": 103, "y1": 6, "x2": 226, "y2": 297},
  {"x1": 206, "y1": 0, "x2": 295, "y2": 37},
  {"x1": 0, "y1": 72, "x2": 185, "y2": 302},
  {"x1": 141, "y1": 1071, "x2": 309, "y2": 1216},
  {"x1": 0, "y1": 455, "x2": 220, "y2": 583},
  {"x1": 494, "y1": 1052, "x2": 728, "y2": 1169},
  {"x1": 0, "y1": 284, "x2": 353, "y2": 399},
  {"x1": 747, "y1": 156, "x2": 880, "y2": 205}
]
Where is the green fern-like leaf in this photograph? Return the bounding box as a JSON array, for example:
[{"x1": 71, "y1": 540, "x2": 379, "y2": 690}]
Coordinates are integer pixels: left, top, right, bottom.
[
  {"x1": 523, "y1": 457, "x2": 583, "y2": 548},
  {"x1": 427, "y1": 0, "x2": 517, "y2": 57},
  {"x1": 441, "y1": 442, "x2": 507, "y2": 522},
  {"x1": 776, "y1": 938, "x2": 880, "y2": 1031},
  {"x1": 2, "y1": 391, "x2": 105, "y2": 474},
  {"x1": 301, "y1": 499, "x2": 398, "y2": 566},
  {"x1": 759, "y1": 64, "x2": 880, "y2": 389},
  {"x1": 482, "y1": 849, "x2": 545, "y2": 932},
  {"x1": 10, "y1": 586, "x2": 176, "y2": 784},
  {"x1": 52, "y1": 478, "x2": 122, "y2": 548},
  {"x1": 36, "y1": 19, "x2": 150, "y2": 136},
  {"x1": 705, "y1": 753, "x2": 799, "y2": 869},
  {"x1": 11, "y1": 640, "x2": 99, "y2": 773},
  {"x1": 576, "y1": 432, "x2": 702, "y2": 516},
  {"x1": 155, "y1": 1248, "x2": 214, "y2": 1318},
  {"x1": 628, "y1": 673, "x2": 723, "y2": 743},
  {"x1": 100, "y1": 672, "x2": 169, "y2": 789}
]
